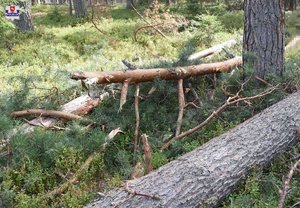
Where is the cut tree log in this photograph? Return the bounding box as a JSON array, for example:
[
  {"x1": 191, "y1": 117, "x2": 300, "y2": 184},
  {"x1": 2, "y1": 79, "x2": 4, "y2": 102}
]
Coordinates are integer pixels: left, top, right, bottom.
[
  {"x1": 70, "y1": 57, "x2": 242, "y2": 84},
  {"x1": 187, "y1": 39, "x2": 238, "y2": 61},
  {"x1": 86, "y1": 92, "x2": 300, "y2": 208}
]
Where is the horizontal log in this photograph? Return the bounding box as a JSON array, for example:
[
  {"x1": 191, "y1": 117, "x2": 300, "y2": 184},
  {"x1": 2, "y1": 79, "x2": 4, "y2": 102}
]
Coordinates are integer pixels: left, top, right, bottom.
[
  {"x1": 86, "y1": 92, "x2": 300, "y2": 208},
  {"x1": 70, "y1": 57, "x2": 242, "y2": 84},
  {"x1": 188, "y1": 39, "x2": 238, "y2": 61}
]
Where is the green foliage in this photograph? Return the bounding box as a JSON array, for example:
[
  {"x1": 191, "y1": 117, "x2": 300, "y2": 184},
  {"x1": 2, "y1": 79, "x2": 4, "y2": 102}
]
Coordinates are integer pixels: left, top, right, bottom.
[
  {"x1": 190, "y1": 14, "x2": 223, "y2": 47},
  {"x1": 219, "y1": 11, "x2": 243, "y2": 32},
  {"x1": 151, "y1": 152, "x2": 168, "y2": 169}
]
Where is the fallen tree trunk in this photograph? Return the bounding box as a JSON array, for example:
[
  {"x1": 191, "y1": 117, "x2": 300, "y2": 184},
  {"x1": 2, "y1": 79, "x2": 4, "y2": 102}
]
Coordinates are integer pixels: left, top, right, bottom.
[
  {"x1": 285, "y1": 35, "x2": 300, "y2": 49},
  {"x1": 70, "y1": 57, "x2": 242, "y2": 84},
  {"x1": 187, "y1": 39, "x2": 238, "y2": 61},
  {"x1": 86, "y1": 92, "x2": 300, "y2": 208}
]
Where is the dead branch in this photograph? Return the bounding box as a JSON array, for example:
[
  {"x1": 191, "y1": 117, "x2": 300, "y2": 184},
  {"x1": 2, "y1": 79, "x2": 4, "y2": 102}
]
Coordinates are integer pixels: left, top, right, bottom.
[
  {"x1": 161, "y1": 85, "x2": 278, "y2": 151},
  {"x1": 175, "y1": 79, "x2": 185, "y2": 137},
  {"x1": 141, "y1": 134, "x2": 153, "y2": 173},
  {"x1": 131, "y1": 4, "x2": 168, "y2": 40},
  {"x1": 134, "y1": 85, "x2": 140, "y2": 156},
  {"x1": 134, "y1": 24, "x2": 163, "y2": 42},
  {"x1": 124, "y1": 180, "x2": 160, "y2": 199},
  {"x1": 90, "y1": 3, "x2": 106, "y2": 35},
  {"x1": 11, "y1": 109, "x2": 82, "y2": 121},
  {"x1": 188, "y1": 39, "x2": 238, "y2": 61},
  {"x1": 47, "y1": 153, "x2": 95, "y2": 197},
  {"x1": 70, "y1": 57, "x2": 243, "y2": 84},
  {"x1": 47, "y1": 128, "x2": 123, "y2": 197},
  {"x1": 278, "y1": 158, "x2": 300, "y2": 208},
  {"x1": 119, "y1": 79, "x2": 131, "y2": 112}
]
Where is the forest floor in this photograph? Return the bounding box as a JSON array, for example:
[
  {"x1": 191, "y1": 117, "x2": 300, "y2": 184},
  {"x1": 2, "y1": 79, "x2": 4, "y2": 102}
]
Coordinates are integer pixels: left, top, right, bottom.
[{"x1": 0, "y1": 4, "x2": 300, "y2": 208}]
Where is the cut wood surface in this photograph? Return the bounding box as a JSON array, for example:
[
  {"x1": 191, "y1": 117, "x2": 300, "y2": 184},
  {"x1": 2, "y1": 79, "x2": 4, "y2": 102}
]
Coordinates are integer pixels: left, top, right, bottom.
[
  {"x1": 86, "y1": 92, "x2": 300, "y2": 208},
  {"x1": 187, "y1": 39, "x2": 238, "y2": 61},
  {"x1": 70, "y1": 57, "x2": 242, "y2": 84}
]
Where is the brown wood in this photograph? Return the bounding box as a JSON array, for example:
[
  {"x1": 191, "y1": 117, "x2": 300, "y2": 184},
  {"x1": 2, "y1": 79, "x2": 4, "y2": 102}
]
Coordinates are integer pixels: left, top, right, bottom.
[
  {"x1": 141, "y1": 134, "x2": 153, "y2": 173},
  {"x1": 70, "y1": 57, "x2": 242, "y2": 84},
  {"x1": 11, "y1": 109, "x2": 82, "y2": 120},
  {"x1": 86, "y1": 92, "x2": 300, "y2": 208}
]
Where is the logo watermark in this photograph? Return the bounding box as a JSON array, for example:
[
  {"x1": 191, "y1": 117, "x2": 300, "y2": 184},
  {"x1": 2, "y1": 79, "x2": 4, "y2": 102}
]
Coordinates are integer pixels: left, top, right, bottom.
[{"x1": 5, "y1": 5, "x2": 20, "y2": 20}]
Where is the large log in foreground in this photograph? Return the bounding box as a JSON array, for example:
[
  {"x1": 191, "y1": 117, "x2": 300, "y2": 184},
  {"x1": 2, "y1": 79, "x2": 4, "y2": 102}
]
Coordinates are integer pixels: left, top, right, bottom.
[
  {"x1": 71, "y1": 57, "x2": 242, "y2": 84},
  {"x1": 87, "y1": 92, "x2": 300, "y2": 208}
]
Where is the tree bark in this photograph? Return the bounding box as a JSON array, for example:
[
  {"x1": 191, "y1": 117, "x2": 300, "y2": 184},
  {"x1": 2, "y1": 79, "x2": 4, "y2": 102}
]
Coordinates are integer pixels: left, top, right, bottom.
[
  {"x1": 70, "y1": 57, "x2": 242, "y2": 84},
  {"x1": 14, "y1": 1, "x2": 34, "y2": 32},
  {"x1": 69, "y1": 0, "x2": 73, "y2": 15},
  {"x1": 243, "y1": 0, "x2": 285, "y2": 79},
  {"x1": 73, "y1": 0, "x2": 87, "y2": 17},
  {"x1": 86, "y1": 92, "x2": 300, "y2": 208}
]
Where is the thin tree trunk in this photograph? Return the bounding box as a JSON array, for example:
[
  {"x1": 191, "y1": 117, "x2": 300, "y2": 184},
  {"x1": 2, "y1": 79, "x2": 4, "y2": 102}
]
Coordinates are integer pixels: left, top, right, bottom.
[
  {"x1": 243, "y1": 0, "x2": 285, "y2": 79},
  {"x1": 86, "y1": 92, "x2": 300, "y2": 208},
  {"x1": 69, "y1": 0, "x2": 73, "y2": 15},
  {"x1": 14, "y1": 1, "x2": 34, "y2": 32}
]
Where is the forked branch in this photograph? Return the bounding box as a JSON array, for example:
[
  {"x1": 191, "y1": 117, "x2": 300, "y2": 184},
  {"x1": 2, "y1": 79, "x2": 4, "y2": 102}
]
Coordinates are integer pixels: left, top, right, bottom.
[{"x1": 161, "y1": 85, "x2": 278, "y2": 151}]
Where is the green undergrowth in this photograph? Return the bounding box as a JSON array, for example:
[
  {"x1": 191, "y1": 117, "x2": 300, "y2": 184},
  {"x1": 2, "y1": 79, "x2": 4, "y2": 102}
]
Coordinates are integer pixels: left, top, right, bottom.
[{"x1": 0, "y1": 4, "x2": 300, "y2": 208}]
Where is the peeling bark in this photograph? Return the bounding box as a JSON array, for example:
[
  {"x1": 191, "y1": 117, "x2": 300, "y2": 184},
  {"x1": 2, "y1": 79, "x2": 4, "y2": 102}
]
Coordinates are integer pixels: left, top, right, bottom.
[{"x1": 86, "y1": 92, "x2": 300, "y2": 208}]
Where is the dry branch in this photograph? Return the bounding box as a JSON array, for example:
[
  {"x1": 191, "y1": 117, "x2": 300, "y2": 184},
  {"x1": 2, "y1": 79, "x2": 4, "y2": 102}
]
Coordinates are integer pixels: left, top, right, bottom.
[
  {"x1": 188, "y1": 39, "x2": 238, "y2": 61},
  {"x1": 278, "y1": 158, "x2": 300, "y2": 208},
  {"x1": 141, "y1": 134, "x2": 153, "y2": 174},
  {"x1": 131, "y1": 4, "x2": 168, "y2": 40},
  {"x1": 119, "y1": 79, "x2": 131, "y2": 111},
  {"x1": 134, "y1": 85, "x2": 140, "y2": 155},
  {"x1": 47, "y1": 127, "x2": 123, "y2": 197},
  {"x1": 175, "y1": 79, "x2": 185, "y2": 137},
  {"x1": 285, "y1": 35, "x2": 300, "y2": 49},
  {"x1": 70, "y1": 57, "x2": 242, "y2": 84},
  {"x1": 11, "y1": 109, "x2": 82, "y2": 121},
  {"x1": 161, "y1": 85, "x2": 278, "y2": 151}
]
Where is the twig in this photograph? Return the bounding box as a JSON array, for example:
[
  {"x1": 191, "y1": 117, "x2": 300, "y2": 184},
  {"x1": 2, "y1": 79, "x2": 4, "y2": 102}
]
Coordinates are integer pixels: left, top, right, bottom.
[
  {"x1": 11, "y1": 109, "x2": 82, "y2": 121},
  {"x1": 278, "y1": 158, "x2": 300, "y2": 208},
  {"x1": 161, "y1": 85, "x2": 278, "y2": 151},
  {"x1": 124, "y1": 181, "x2": 160, "y2": 199},
  {"x1": 131, "y1": 4, "x2": 169, "y2": 40},
  {"x1": 175, "y1": 79, "x2": 185, "y2": 137},
  {"x1": 90, "y1": 3, "x2": 106, "y2": 35},
  {"x1": 134, "y1": 23, "x2": 163, "y2": 42},
  {"x1": 47, "y1": 128, "x2": 123, "y2": 197},
  {"x1": 134, "y1": 85, "x2": 140, "y2": 156},
  {"x1": 141, "y1": 134, "x2": 153, "y2": 173}
]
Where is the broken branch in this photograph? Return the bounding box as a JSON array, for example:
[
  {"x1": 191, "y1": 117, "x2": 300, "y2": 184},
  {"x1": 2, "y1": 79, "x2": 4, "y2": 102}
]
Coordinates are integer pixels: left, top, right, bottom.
[
  {"x1": 70, "y1": 57, "x2": 243, "y2": 84},
  {"x1": 161, "y1": 85, "x2": 278, "y2": 151},
  {"x1": 134, "y1": 85, "x2": 140, "y2": 156},
  {"x1": 141, "y1": 134, "x2": 153, "y2": 174},
  {"x1": 11, "y1": 109, "x2": 82, "y2": 121},
  {"x1": 175, "y1": 79, "x2": 185, "y2": 137}
]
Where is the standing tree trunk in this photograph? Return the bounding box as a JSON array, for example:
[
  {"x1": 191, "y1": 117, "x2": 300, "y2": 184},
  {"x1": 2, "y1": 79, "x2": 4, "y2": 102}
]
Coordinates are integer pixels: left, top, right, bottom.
[
  {"x1": 73, "y1": 0, "x2": 87, "y2": 17},
  {"x1": 243, "y1": 0, "x2": 285, "y2": 79},
  {"x1": 69, "y1": 0, "x2": 73, "y2": 15},
  {"x1": 14, "y1": 1, "x2": 34, "y2": 32},
  {"x1": 86, "y1": 92, "x2": 300, "y2": 208}
]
